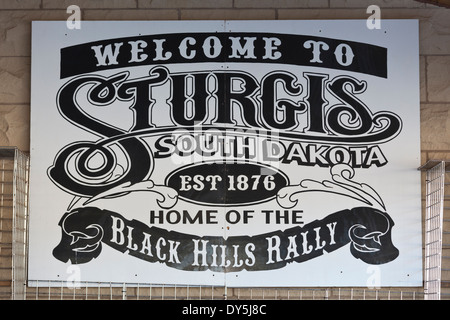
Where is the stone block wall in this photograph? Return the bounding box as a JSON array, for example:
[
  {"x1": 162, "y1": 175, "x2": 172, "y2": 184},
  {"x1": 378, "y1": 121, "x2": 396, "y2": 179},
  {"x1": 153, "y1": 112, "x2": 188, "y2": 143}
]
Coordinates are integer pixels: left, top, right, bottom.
[{"x1": 0, "y1": 0, "x2": 449, "y2": 299}]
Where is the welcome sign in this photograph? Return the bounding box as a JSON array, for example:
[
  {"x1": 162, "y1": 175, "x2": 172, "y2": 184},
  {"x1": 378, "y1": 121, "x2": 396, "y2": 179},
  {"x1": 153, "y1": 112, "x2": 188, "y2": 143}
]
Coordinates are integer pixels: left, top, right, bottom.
[{"x1": 29, "y1": 20, "x2": 421, "y2": 287}]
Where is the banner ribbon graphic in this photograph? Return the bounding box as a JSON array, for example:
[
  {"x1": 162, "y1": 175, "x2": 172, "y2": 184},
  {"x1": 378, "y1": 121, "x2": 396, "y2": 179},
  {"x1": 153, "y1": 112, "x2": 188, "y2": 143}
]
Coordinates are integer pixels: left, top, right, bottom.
[{"x1": 53, "y1": 206, "x2": 399, "y2": 272}]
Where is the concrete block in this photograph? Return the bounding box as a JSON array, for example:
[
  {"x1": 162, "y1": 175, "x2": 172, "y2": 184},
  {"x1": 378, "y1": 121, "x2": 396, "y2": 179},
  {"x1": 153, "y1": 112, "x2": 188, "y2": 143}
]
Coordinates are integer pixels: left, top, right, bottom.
[
  {"x1": 330, "y1": 0, "x2": 426, "y2": 8},
  {"x1": 138, "y1": 0, "x2": 233, "y2": 8},
  {"x1": 424, "y1": 151, "x2": 450, "y2": 161},
  {"x1": 0, "y1": 0, "x2": 40, "y2": 9},
  {"x1": 0, "y1": 105, "x2": 30, "y2": 152},
  {"x1": 427, "y1": 56, "x2": 450, "y2": 102},
  {"x1": 277, "y1": 8, "x2": 365, "y2": 20},
  {"x1": 43, "y1": 0, "x2": 137, "y2": 9},
  {"x1": 0, "y1": 58, "x2": 30, "y2": 104},
  {"x1": 234, "y1": 0, "x2": 328, "y2": 8},
  {"x1": 181, "y1": 9, "x2": 276, "y2": 20},
  {"x1": 420, "y1": 103, "x2": 450, "y2": 150},
  {"x1": 84, "y1": 9, "x2": 179, "y2": 20},
  {"x1": 415, "y1": 9, "x2": 450, "y2": 55},
  {"x1": 0, "y1": 10, "x2": 68, "y2": 57}
]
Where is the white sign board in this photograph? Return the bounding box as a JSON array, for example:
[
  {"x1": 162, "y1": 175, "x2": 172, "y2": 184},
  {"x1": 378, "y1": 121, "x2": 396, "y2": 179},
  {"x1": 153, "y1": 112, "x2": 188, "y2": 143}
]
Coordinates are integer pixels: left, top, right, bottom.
[{"x1": 29, "y1": 20, "x2": 421, "y2": 287}]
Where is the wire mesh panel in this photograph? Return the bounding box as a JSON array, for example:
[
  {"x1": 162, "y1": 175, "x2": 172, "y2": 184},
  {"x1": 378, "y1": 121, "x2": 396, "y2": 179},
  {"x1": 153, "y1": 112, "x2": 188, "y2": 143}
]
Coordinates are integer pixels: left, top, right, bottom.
[
  {"x1": 0, "y1": 148, "x2": 29, "y2": 300},
  {"x1": 12, "y1": 148, "x2": 29, "y2": 300},
  {"x1": 424, "y1": 161, "x2": 445, "y2": 300},
  {"x1": 24, "y1": 281, "x2": 424, "y2": 300},
  {"x1": 0, "y1": 149, "x2": 15, "y2": 299}
]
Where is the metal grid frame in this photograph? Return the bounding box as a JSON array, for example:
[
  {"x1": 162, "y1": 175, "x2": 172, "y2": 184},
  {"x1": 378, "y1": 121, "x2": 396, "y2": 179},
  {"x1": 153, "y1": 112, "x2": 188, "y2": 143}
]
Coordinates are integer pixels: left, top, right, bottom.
[
  {"x1": 24, "y1": 281, "x2": 424, "y2": 300},
  {"x1": 422, "y1": 160, "x2": 446, "y2": 299},
  {"x1": 0, "y1": 147, "x2": 29, "y2": 300},
  {"x1": 11, "y1": 148, "x2": 29, "y2": 300}
]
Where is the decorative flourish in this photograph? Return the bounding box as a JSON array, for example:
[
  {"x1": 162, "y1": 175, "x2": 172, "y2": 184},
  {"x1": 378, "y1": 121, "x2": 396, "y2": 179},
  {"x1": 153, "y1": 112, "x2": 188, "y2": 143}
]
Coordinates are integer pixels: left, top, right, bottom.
[
  {"x1": 82, "y1": 180, "x2": 179, "y2": 209},
  {"x1": 277, "y1": 164, "x2": 385, "y2": 210}
]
